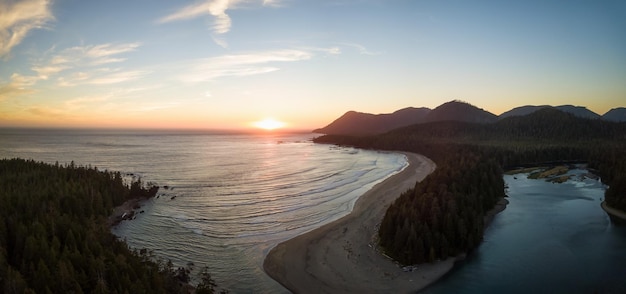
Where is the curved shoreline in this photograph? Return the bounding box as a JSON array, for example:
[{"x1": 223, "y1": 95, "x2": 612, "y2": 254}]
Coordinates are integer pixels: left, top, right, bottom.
[
  {"x1": 263, "y1": 152, "x2": 459, "y2": 293},
  {"x1": 601, "y1": 201, "x2": 626, "y2": 225}
]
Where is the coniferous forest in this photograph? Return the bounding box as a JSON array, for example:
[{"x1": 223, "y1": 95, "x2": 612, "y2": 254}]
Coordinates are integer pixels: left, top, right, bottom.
[
  {"x1": 0, "y1": 159, "x2": 221, "y2": 294},
  {"x1": 315, "y1": 108, "x2": 626, "y2": 265}
]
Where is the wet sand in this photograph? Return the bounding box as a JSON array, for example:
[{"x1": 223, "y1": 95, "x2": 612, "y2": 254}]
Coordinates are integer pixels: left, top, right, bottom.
[{"x1": 263, "y1": 152, "x2": 460, "y2": 293}]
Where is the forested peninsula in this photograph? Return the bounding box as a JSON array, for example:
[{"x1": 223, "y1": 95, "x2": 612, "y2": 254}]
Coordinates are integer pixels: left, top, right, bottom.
[
  {"x1": 0, "y1": 159, "x2": 221, "y2": 294},
  {"x1": 315, "y1": 104, "x2": 626, "y2": 265}
]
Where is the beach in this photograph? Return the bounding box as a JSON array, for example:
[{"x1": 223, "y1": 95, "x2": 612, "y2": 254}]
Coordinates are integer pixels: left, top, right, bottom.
[{"x1": 263, "y1": 152, "x2": 459, "y2": 293}]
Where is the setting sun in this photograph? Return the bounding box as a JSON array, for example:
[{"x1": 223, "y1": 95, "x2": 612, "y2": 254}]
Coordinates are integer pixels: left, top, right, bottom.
[{"x1": 253, "y1": 118, "x2": 286, "y2": 130}]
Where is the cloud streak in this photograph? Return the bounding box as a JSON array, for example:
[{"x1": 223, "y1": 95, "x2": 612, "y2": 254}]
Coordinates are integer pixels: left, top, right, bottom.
[
  {"x1": 159, "y1": 0, "x2": 235, "y2": 35},
  {"x1": 159, "y1": 0, "x2": 281, "y2": 47},
  {"x1": 56, "y1": 42, "x2": 142, "y2": 67},
  {"x1": 180, "y1": 49, "x2": 312, "y2": 82},
  {"x1": 0, "y1": 0, "x2": 54, "y2": 59},
  {"x1": 0, "y1": 41, "x2": 143, "y2": 101},
  {"x1": 88, "y1": 70, "x2": 149, "y2": 85},
  {"x1": 0, "y1": 73, "x2": 37, "y2": 101}
]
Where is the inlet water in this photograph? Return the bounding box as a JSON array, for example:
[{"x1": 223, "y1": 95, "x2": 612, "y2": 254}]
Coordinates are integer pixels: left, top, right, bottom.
[{"x1": 422, "y1": 168, "x2": 626, "y2": 294}]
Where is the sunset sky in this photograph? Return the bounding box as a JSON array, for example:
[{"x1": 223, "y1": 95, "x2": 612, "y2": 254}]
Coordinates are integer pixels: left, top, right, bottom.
[{"x1": 1, "y1": 0, "x2": 625, "y2": 130}]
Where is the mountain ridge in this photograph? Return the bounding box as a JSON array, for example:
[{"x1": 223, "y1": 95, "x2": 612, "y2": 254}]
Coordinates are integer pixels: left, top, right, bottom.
[
  {"x1": 500, "y1": 105, "x2": 601, "y2": 120},
  {"x1": 314, "y1": 100, "x2": 625, "y2": 135}
]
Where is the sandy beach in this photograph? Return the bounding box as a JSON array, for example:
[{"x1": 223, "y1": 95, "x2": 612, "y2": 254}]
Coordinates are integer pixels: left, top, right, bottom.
[{"x1": 263, "y1": 152, "x2": 461, "y2": 293}]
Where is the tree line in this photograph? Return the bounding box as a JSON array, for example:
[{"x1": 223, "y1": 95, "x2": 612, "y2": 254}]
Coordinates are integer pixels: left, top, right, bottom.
[{"x1": 0, "y1": 158, "x2": 223, "y2": 293}]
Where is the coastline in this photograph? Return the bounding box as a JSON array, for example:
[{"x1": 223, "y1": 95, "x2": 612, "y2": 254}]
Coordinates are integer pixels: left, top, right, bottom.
[
  {"x1": 484, "y1": 198, "x2": 509, "y2": 229},
  {"x1": 263, "y1": 152, "x2": 462, "y2": 293},
  {"x1": 601, "y1": 201, "x2": 626, "y2": 225},
  {"x1": 107, "y1": 197, "x2": 147, "y2": 227}
]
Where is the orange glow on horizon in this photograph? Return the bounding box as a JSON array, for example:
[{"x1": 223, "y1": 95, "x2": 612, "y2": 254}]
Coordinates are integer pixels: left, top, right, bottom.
[{"x1": 252, "y1": 118, "x2": 287, "y2": 130}]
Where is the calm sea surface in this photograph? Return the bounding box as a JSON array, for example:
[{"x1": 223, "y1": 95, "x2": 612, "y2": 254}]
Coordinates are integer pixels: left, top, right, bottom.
[
  {"x1": 423, "y1": 168, "x2": 626, "y2": 294},
  {"x1": 0, "y1": 128, "x2": 408, "y2": 293}
]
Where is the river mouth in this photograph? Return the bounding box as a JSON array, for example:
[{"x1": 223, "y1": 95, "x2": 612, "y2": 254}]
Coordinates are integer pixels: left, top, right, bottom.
[{"x1": 422, "y1": 167, "x2": 626, "y2": 294}]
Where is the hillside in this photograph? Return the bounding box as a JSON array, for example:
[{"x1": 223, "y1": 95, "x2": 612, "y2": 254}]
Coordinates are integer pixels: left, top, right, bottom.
[
  {"x1": 314, "y1": 101, "x2": 498, "y2": 135},
  {"x1": 499, "y1": 105, "x2": 600, "y2": 119},
  {"x1": 603, "y1": 107, "x2": 626, "y2": 122},
  {"x1": 422, "y1": 100, "x2": 497, "y2": 124},
  {"x1": 313, "y1": 107, "x2": 430, "y2": 135},
  {"x1": 315, "y1": 101, "x2": 622, "y2": 136}
]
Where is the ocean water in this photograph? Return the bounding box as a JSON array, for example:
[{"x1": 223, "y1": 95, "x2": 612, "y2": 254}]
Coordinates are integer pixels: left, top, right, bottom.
[
  {"x1": 0, "y1": 128, "x2": 408, "y2": 293},
  {"x1": 423, "y1": 168, "x2": 626, "y2": 294}
]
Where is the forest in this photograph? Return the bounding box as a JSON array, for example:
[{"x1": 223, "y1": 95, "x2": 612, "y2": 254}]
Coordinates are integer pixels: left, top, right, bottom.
[
  {"x1": 0, "y1": 159, "x2": 223, "y2": 294},
  {"x1": 315, "y1": 108, "x2": 626, "y2": 265}
]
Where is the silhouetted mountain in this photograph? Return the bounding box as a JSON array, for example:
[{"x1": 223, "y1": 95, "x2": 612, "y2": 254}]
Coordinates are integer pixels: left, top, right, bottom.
[
  {"x1": 555, "y1": 105, "x2": 600, "y2": 119},
  {"x1": 499, "y1": 105, "x2": 550, "y2": 118},
  {"x1": 423, "y1": 100, "x2": 497, "y2": 124},
  {"x1": 499, "y1": 105, "x2": 600, "y2": 119},
  {"x1": 603, "y1": 107, "x2": 626, "y2": 122},
  {"x1": 495, "y1": 108, "x2": 621, "y2": 140},
  {"x1": 386, "y1": 108, "x2": 626, "y2": 143},
  {"x1": 314, "y1": 101, "x2": 622, "y2": 136},
  {"x1": 313, "y1": 107, "x2": 430, "y2": 135}
]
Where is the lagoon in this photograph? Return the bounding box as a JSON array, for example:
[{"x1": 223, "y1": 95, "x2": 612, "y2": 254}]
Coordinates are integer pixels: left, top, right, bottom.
[{"x1": 423, "y1": 168, "x2": 626, "y2": 293}]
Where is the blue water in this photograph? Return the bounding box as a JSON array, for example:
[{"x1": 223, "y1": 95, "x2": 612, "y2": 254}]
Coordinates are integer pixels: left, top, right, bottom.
[
  {"x1": 423, "y1": 168, "x2": 626, "y2": 294},
  {"x1": 0, "y1": 128, "x2": 408, "y2": 293}
]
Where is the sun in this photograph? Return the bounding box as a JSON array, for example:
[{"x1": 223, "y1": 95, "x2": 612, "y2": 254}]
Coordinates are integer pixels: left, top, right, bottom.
[{"x1": 253, "y1": 118, "x2": 286, "y2": 130}]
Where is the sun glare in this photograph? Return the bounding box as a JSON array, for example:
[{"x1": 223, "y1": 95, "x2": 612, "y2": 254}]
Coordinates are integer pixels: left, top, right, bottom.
[{"x1": 253, "y1": 118, "x2": 286, "y2": 130}]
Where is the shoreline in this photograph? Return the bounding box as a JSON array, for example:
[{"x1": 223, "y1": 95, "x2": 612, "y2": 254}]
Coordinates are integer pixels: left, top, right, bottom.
[
  {"x1": 263, "y1": 152, "x2": 462, "y2": 293},
  {"x1": 601, "y1": 201, "x2": 626, "y2": 225},
  {"x1": 107, "y1": 197, "x2": 148, "y2": 227}
]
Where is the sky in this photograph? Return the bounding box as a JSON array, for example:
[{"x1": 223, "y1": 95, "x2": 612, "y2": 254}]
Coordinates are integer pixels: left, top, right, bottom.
[{"x1": 1, "y1": 0, "x2": 625, "y2": 130}]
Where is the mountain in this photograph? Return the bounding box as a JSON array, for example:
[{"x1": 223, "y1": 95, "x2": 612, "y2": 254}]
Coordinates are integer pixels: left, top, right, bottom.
[
  {"x1": 603, "y1": 107, "x2": 626, "y2": 122},
  {"x1": 495, "y1": 108, "x2": 622, "y2": 140},
  {"x1": 499, "y1": 105, "x2": 550, "y2": 118},
  {"x1": 499, "y1": 105, "x2": 600, "y2": 119},
  {"x1": 422, "y1": 100, "x2": 497, "y2": 124},
  {"x1": 555, "y1": 105, "x2": 600, "y2": 119},
  {"x1": 313, "y1": 107, "x2": 431, "y2": 135},
  {"x1": 385, "y1": 107, "x2": 626, "y2": 143},
  {"x1": 314, "y1": 100, "x2": 622, "y2": 136}
]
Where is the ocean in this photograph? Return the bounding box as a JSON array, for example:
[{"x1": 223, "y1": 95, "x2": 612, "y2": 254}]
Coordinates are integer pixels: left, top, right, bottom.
[{"x1": 0, "y1": 128, "x2": 408, "y2": 293}]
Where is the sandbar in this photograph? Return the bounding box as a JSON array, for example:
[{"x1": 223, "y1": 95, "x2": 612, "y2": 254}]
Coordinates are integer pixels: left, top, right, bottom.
[{"x1": 263, "y1": 152, "x2": 459, "y2": 293}]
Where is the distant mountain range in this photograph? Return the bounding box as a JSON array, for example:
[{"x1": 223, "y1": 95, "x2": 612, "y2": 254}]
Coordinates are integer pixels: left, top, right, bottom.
[
  {"x1": 313, "y1": 100, "x2": 626, "y2": 135},
  {"x1": 499, "y1": 105, "x2": 601, "y2": 120}
]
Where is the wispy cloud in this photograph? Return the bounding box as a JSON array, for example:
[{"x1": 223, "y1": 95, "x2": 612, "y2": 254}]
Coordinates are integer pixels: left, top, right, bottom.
[
  {"x1": 338, "y1": 42, "x2": 380, "y2": 55},
  {"x1": 262, "y1": 0, "x2": 285, "y2": 7},
  {"x1": 159, "y1": 0, "x2": 281, "y2": 47},
  {"x1": 0, "y1": 0, "x2": 54, "y2": 59},
  {"x1": 88, "y1": 70, "x2": 149, "y2": 85},
  {"x1": 63, "y1": 86, "x2": 159, "y2": 110},
  {"x1": 0, "y1": 74, "x2": 37, "y2": 101},
  {"x1": 159, "y1": 0, "x2": 235, "y2": 34},
  {"x1": 55, "y1": 42, "x2": 142, "y2": 67},
  {"x1": 31, "y1": 65, "x2": 70, "y2": 80},
  {"x1": 57, "y1": 72, "x2": 92, "y2": 87},
  {"x1": 1, "y1": 41, "x2": 143, "y2": 101},
  {"x1": 27, "y1": 106, "x2": 66, "y2": 118},
  {"x1": 180, "y1": 49, "x2": 313, "y2": 82}
]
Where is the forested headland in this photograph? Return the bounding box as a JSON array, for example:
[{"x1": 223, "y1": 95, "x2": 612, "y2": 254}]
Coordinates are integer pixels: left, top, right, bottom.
[
  {"x1": 315, "y1": 107, "x2": 626, "y2": 265},
  {"x1": 0, "y1": 159, "x2": 222, "y2": 294}
]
